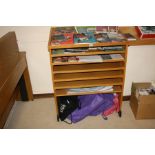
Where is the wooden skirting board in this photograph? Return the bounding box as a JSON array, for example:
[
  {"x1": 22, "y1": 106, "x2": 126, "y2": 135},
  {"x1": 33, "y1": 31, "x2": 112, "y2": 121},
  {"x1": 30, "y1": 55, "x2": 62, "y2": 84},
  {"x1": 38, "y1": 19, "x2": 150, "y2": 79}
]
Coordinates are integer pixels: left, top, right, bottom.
[{"x1": 33, "y1": 93, "x2": 130, "y2": 101}]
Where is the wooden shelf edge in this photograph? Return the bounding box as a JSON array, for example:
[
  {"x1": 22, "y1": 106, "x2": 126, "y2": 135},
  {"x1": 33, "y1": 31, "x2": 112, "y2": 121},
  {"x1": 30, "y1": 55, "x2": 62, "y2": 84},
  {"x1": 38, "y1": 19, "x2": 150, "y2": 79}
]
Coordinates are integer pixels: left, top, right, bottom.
[
  {"x1": 54, "y1": 75, "x2": 124, "y2": 82},
  {"x1": 48, "y1": 42, "x2": 127, "y2": 50},
  {"x1": 55, "y1": 86, "x2": 122, "y2": 96},
  {"x1": 53, "y1": 67, "x2": 125, "y2": 74},
  {"x1": 51, "y1": 51, "x2": 125, "y2": 57},
  {"x1": 52, "y1": 59, "x2": 125, "y2": 66},
  {"x1": 55, "y1": 82, "x2": 123, "y2": 89}
]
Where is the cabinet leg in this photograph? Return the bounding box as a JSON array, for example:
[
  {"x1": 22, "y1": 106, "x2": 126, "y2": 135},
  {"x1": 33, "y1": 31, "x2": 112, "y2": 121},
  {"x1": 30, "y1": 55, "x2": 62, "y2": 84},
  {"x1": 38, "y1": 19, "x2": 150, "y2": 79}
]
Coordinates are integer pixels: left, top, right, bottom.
[{"x1": 118, "y1": 111, "x2": 122, "y2": 117}]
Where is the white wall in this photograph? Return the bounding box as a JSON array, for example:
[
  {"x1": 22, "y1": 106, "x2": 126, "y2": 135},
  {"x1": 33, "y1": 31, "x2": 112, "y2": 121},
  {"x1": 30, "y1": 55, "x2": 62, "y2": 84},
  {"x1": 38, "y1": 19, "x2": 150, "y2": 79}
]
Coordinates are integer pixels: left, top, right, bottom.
[
  {"x1": 0, "y1": 26, "x2": 53, "y2": 94},
  {"x1": 0, "y1": 26, "x2": 155, "y2": 95},
  {"x1": 124, "y1": 45, "x2": 155, "y2": 95}
]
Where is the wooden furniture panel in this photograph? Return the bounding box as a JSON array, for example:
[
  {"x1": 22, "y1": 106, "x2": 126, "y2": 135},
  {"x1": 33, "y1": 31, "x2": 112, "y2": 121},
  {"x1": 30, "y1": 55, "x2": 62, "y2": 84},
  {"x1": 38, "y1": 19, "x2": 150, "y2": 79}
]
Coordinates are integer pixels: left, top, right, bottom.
[
  {"x1": 55, "y1": 85, "x2": 122, "y2": 96},
  {"x1": 51, "y1": 50, "x2": 125, "y2": 57},
  {"x1": 53, "y1": 62, "x2": 125, "y2": 73},
  {"x1": 0, "y1": 32, "x2": 33, "y2": 128},
  {"x1": 54, "y1": 78, "x2": 123, "y2": 89},
  {"x1": 54, "y1": 70, "x2": 124, "y2": 82}
]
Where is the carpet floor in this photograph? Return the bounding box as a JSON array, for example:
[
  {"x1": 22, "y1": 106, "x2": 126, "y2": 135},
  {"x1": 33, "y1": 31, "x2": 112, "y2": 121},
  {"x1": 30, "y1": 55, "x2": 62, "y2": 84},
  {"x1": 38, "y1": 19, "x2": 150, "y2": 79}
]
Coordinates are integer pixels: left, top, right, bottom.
[{"x1": 4, "y1": 98, "x2": 155, "y2": 129}]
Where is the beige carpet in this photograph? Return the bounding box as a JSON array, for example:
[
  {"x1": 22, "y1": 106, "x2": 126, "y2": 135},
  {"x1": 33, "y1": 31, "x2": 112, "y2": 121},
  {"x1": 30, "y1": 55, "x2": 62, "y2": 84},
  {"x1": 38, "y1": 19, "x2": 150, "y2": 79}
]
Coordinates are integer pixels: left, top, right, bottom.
[{"x1": 4, "y1": 98, "x2": 155, "y2": 129}]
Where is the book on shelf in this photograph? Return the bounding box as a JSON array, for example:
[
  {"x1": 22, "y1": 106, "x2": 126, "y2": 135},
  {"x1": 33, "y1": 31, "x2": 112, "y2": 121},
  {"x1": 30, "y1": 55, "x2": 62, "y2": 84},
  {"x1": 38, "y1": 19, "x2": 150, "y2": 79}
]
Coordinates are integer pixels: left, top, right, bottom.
[
  {"x1": 53, "y1": 56, "x2": 78, "y2": 63},
  {"x1": 67, "y1": 86, "x2": 113, "y2": 94},
  {"x1": 94, "y1": 33, "x2": 111, "y2": 42},
  {"x1": 107, "y1": 33, "x2": 126, "y2": 42},
  {"x1": 101, "y1": 54, "x2": 112, "y2": 60},
  {"x1": 88, "y1": 47, "x2": 98, "y2": 51},
  {"x1": 98, "y1": 46, "x2": 124, "y2": 51},
  {"x1": 74, "y1": 32, "x2": 96, "y2": 44},
  {"x1": 53, "y1": 49, "x2": 65, "y2": 55},
  {"x1": 96, "y1": 26, "x2": 109, "y2": 33},
  {"x1": 52, "y1": 26, "x2": 77, "y2": 34},
  {"x1": 108, "y1": 26, "x2": 119, "y2": 33},
  {"x1": 101, "y1": 54, "x2": 124, "y2": 61},
  {"x1": 135, "y1": 26, "x2": 155, "y2": 39},
  {"x1": 77, "y1": 55, "x2": 103, "y2": 62},
  {"x1": 76, "y1": 26, "x2": 96, "y2": 33},
  {"x1": 122, "y1": 33, "x2": 136, "y2": 41},
  {"x1": 64, "y1": 48, "x2": 89, "y2": 53},
  {"x1": 110, "y1": 54, "x2": 124, "y2": 59},
  {"x1": 96, "y1": 26, "x2": 118, "y2": 33},
  {"x1": 51, "y1": 33, "x2": 74, "y2": 45}
]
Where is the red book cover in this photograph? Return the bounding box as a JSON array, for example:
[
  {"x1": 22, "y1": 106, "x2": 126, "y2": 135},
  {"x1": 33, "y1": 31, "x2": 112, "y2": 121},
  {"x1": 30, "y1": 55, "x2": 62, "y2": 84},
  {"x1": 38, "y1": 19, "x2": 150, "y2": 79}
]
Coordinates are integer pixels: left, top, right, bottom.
[
  {"x1": 135, "y1": 26, "x2": 155, "y2": 39},
  {"x1": 52, "y1": 26, "x2": 77, "y2": 34},
  {"x1": 51, "y1": 33, "x2": 74, "y2": 45}
]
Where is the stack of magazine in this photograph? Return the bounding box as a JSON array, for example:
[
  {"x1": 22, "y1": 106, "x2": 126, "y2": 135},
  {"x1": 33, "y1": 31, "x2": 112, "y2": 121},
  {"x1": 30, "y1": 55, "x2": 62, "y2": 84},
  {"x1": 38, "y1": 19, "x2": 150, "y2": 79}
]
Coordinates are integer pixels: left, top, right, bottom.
[{"x1": 50, "y1": 26, "x2": 136, "y2": 45}]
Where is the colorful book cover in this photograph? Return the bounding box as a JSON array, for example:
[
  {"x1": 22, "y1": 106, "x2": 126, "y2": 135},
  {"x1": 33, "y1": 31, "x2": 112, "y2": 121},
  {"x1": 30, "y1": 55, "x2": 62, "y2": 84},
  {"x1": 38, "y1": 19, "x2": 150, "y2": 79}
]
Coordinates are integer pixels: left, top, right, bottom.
[
  {"x1": 135, "y1": 26, "x2": 155, "y2": 39},
  {"x1": 96, "y1": 26, "x2": 109, "y2": 33},
  {"x1": 96, "y1": 26, "x2": 118, "y2": 33},
  {"x1": 52, "y1": 26, "x2": 77, "y2": 34},
  {"x1": 51, "y1": 33, "x2": 74, "y2": 45},
  {"x1": 94, "y1": 33, "x2": 111, "y2": 42},
  {"x1": 74, "y1": 32, "x2": 96, "y2": 43},
  {"x1": 76, "y1": 26, "x2": 96, "y2": 33},
  {"x1": 107, "y1": 33, "x2": 126, "y2": 42},
  {"x1": 108, "y1": 26, "x2": 119, "y2": 33},
  {"x1": 53, "y1": 49, "x2": 65, "y2": 55},
  {"x1": 122, "y1": 33, "x2": 136, "y2": 40}
]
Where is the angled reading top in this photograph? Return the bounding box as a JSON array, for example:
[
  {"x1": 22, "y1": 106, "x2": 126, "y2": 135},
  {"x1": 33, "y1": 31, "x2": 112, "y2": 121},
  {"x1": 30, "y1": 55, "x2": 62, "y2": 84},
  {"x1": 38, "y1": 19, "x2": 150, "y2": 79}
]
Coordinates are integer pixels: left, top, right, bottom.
[{"x1": 48, "y1": 26, "x2": 155, "y2": 50}]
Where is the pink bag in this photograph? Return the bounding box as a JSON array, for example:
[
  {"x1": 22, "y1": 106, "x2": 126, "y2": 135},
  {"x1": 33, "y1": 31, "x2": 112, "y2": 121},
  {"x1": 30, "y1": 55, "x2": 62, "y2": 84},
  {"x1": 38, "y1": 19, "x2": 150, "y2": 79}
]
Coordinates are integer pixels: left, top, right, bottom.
[{"x1": 102, "y1": 93, "x2": 120, "y2": 117}]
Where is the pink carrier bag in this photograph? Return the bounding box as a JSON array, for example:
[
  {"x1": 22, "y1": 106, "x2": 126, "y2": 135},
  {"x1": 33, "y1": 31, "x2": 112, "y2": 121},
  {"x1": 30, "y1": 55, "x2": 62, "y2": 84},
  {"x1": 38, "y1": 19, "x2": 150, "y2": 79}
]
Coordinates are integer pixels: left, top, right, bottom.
[{"x1": 102, "y1": 93, "x2": 120, "y2": 117}]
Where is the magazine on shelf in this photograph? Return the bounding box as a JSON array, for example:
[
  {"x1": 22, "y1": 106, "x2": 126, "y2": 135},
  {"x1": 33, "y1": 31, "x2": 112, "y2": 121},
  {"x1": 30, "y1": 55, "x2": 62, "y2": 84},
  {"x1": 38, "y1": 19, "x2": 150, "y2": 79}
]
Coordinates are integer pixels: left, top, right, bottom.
[
  {"x1": 107, "y1": 33, "x2": 126, "y2": 42},
  {"x1": 135, "y1": 26, "x2": 155, "y2": 39},
  {"x1": 94, "y1": 33, "x2": 111, "y2": 42},
  {"x1": 101, "y1": 54, "x2": 124, "y2": 60},
  {"x1": 101, "y1": 54, "x2": 112, "y2": 60},
  {"x1": 52, "y1": 26, "x2": 77, "y2": 34},
  {"x1": 77, "y1": 55, "x2": 103, "y2": 62},
  {"x1": 98, "y1": 46, "x2": 124, "y2": 51},
  {"x1": 64, "y1": 48, "x2": 89, "y2": 53},
  {"x1": 110, "y1": 54, "x2": 124, "y2": 59},
  {"x1": 122, "y1": 33, "x2": 136, "y2": 41},
  {"x1": 96, "y1": 26, "x2": 109, "y2": 33},
  {"x1": 76, "y1": 26, "x2": 96, "y2": 33},
  {"x1": 67, "y1": 86, "x2": 113, "y2": 94},
  {"x1": 74, "y1": 32, "x2": 96, "y2": 44},
  {"x1": 53, "y1": 56, "x2": 79, "y2": 63},
  {"x1": 53, "y1": 49, "x2": 65, "y2": 55},
  {"x1": 51, "y1": 33, "x2": 74, "y2": 45},
  {"x1": 96, "y1": 26, "x2": 118, "y2": 33},
  {"x1": 108, "y1": 26, "x2": 119, "y2": 33}
]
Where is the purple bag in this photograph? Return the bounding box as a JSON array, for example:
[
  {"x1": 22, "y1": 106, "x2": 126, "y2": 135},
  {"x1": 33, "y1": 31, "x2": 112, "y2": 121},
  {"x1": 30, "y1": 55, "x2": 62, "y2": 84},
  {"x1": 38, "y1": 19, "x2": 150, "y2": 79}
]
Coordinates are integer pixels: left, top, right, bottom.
[
  {"x1": 68, "y1": 94, "x2": 114, "y2": 123},
  {"x1": 89, "y1": 94, "x2": 114, "y2": 116}
]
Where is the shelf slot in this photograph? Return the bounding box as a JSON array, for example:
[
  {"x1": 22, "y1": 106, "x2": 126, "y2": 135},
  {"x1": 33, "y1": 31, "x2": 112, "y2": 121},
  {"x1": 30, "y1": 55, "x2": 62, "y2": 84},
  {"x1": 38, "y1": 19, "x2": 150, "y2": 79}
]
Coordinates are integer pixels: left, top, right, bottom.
[
  {"x1": 51, "y1": 51, "x2": 125, "y2": 57},
  {"x1": 54, "y1": 78, "x2": 123, "y2": 89},
  {"x1": 55, "y1": 85, "x2": 122, "y2": 96},
  {"x1": 54, "y1": 70, "x2": 124, "y2": 82},
  {"x1": 53, "y1": 62, "x2": 125, "y2": 74}
]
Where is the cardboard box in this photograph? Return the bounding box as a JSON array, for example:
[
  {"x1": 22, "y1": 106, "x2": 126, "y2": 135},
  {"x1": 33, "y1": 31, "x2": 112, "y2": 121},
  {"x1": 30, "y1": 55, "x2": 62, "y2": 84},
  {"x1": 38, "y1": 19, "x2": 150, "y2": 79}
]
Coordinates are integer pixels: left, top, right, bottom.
[
  {"x1": 135, "y1": 26, "x2": 155, "y2": 39},
  {"x1": 130, "y1": 82, "x2": 155, "y2": 119}
]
